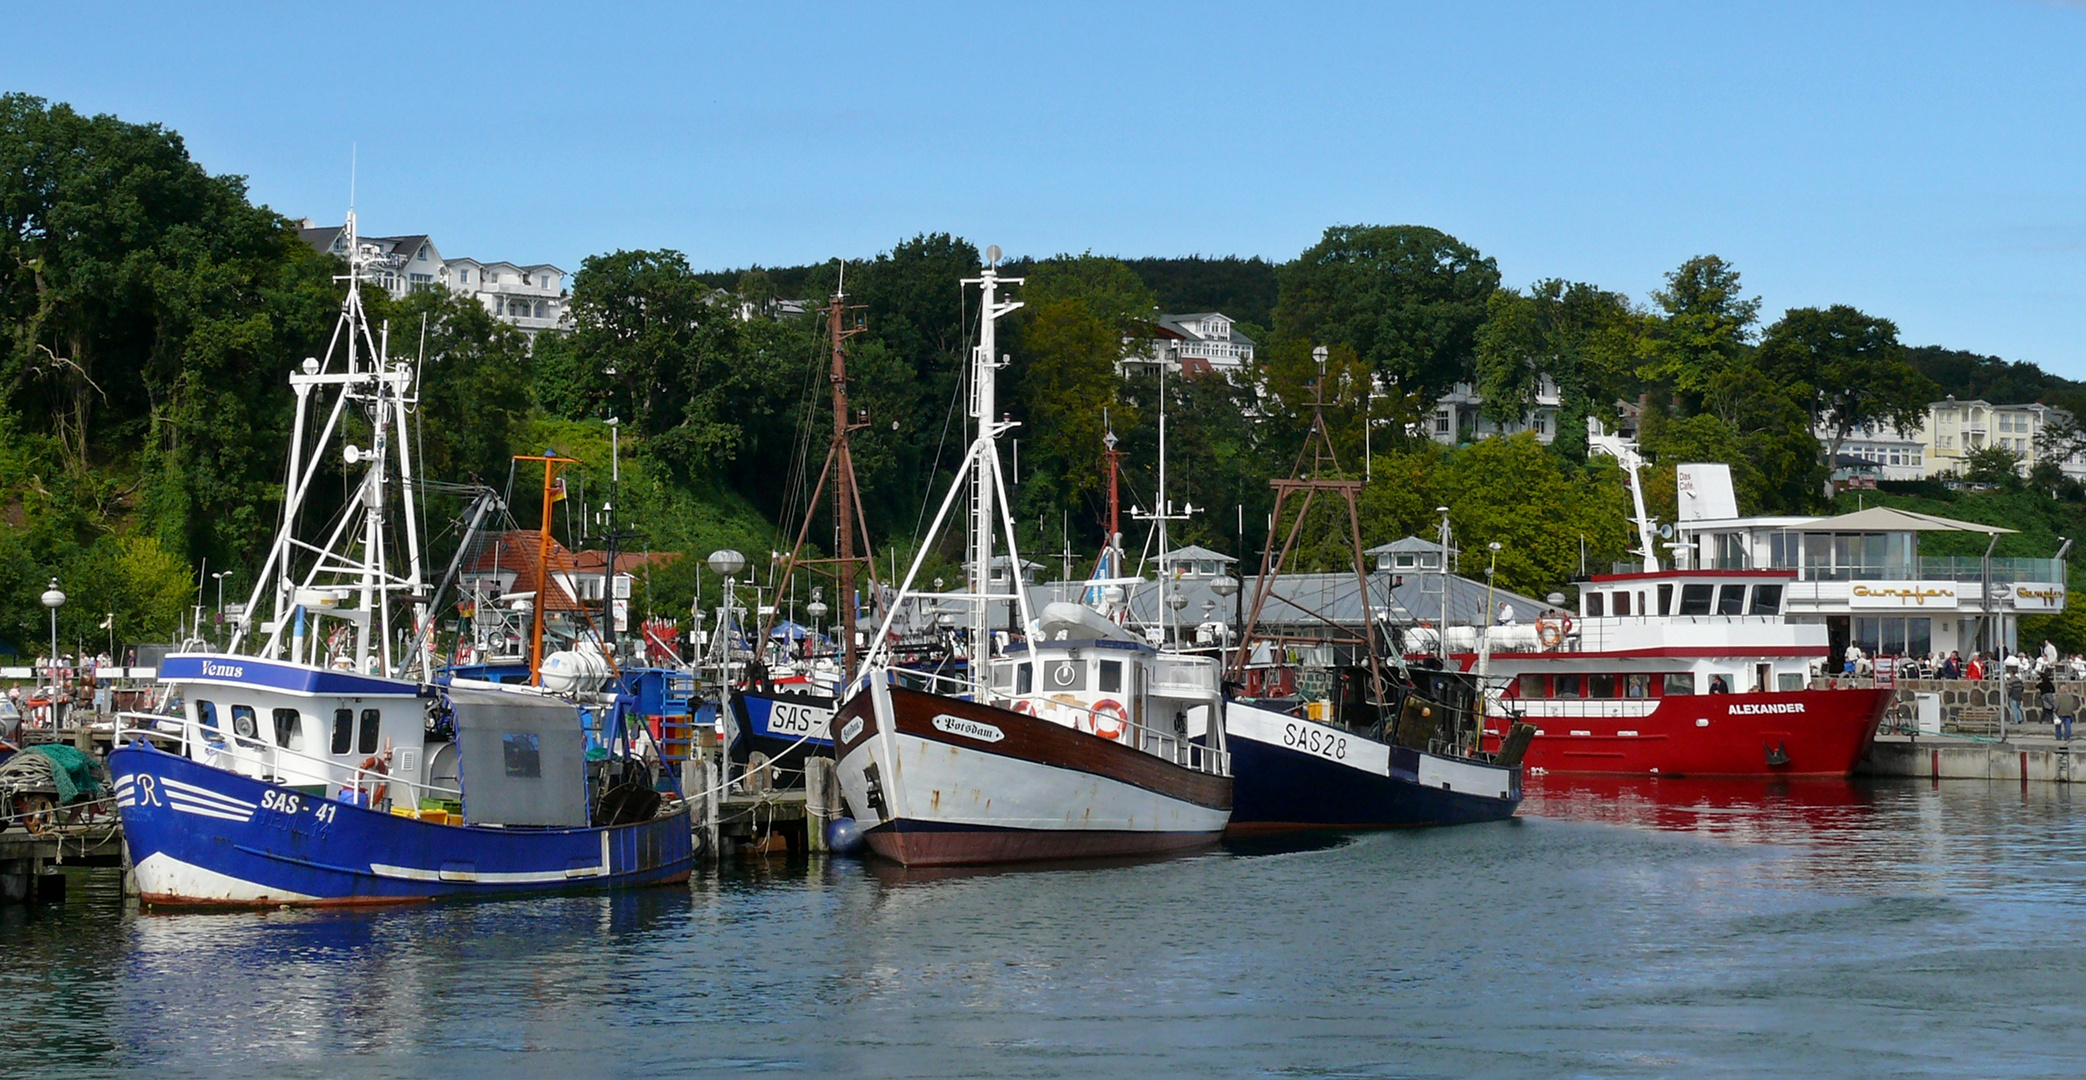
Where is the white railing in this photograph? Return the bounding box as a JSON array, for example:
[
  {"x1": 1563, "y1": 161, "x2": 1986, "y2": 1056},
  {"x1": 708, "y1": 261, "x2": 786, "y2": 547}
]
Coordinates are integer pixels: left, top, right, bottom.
[
  {"x1": 112, "y1": 712, "x2": 461, "y2": 810},
  {"x1": 1500, "y1": 698, "x2": 1664, "y2": 721}
]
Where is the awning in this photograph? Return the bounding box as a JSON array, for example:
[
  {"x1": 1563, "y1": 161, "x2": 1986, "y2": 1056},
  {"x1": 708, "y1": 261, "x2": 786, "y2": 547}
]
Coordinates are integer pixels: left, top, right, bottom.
[{"x1": 1801, "y1": 506, "x2": 2016, "y2": 535}]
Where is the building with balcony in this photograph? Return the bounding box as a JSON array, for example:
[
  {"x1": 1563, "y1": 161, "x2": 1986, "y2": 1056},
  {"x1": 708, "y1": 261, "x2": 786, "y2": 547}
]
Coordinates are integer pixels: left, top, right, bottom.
[
  {"x1": 1430, "y1": 376, "x2": 1561, "y2": 445},
  {"x1": 1130, "y1": 313, "x2": 1256, "y2": 377},
  {"x1": 445, "y1": 258, "x2": 569, "y2": 336},
  {"x1": 1818, "y1": 420, "x2": 1926, "y2": 483}
]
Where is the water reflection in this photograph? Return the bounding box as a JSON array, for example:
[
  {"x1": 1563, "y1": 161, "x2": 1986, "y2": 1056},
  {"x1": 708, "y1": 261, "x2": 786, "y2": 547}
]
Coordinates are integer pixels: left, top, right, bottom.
[{"x1": 6, "y1": 777, "x2": 2086, "y2": 1078}]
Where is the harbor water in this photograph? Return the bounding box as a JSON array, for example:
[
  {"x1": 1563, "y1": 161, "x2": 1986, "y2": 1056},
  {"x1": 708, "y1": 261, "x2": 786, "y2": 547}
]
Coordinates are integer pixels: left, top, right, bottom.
[{"x1": 6, "y1": 777, "x2": 2084, "y2": 1079}]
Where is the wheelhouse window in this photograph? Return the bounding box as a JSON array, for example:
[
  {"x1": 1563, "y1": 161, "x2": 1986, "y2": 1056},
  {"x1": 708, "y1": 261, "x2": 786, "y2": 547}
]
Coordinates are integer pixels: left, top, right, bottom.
[
  {"x1": 197, "y1": 700, "x2": 224, "y2": 744},
  {"x1": 271, "y1": 708, "x2": 304, "y2": 751},
  {"x1": 1044, "y1": 660, "x2": 1086, "y2": 692},
  {"x1": 501, "y1": 733, "x2": 542, "y2": 777},
  {"x1": 1677, "y1": 584, "x2": 1714, "y2": 616},
  {"x1": 358, "y1": 708, "x2": 382, "y2": 755},
  {"x1": 1749, "y1": 584, "x2": 1783, "y2": 616},
  {"x1": 331, "y1": 708, "x2": 354, "y2": 755},
  {"x1": 1585, "y1": 592, "x2": 1605, "y2": 617},
  {"x1": 1663, "y1": 672, "x2": 1695, "y2": 696},
  {"x1": 1614, "y1": 591, "x2": 1631, "y2": 616},
  {"x1": 1625, "y1": 674, "x2": 1650, "y2": 698},
  {"x1": 1554, "y1": 674, "x2": 1582, "y2": 698},
  {"x1": 230, "y1": 704, "x2": 258, "y2": 740},
  {"x1": 1518, "y1": 674, "x2": 1545, "y2": 698},
  {"x1": 1716, "y1": 585, "x2": 1746, "y2": 616},
  {"x1": 1099, "y1": 660, "x2": 1123, "y2": 693},
  {"x1": 1658, "y1": 583, "x2": 1674, "y2": 615},
  {"x1": 1587, "y1": 674, "x2": 1619, "y2": 699}
]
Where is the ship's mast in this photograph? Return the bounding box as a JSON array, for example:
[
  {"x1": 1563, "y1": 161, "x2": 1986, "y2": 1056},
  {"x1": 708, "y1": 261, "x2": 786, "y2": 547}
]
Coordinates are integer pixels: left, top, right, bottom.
[
  {"x1": 1233, "y1": 347, "x2": 1387, "y2": 710},
  {"x1": 1132, "y1": 361, "x2": 1196, "y2": 643},
  {"x1": 236, "y1": 207, "x2": 425, "y2": 677},
  {"x1": 762, "y1": 262, "x2": 878, "y2": 681},
  {"x1": 853, "y1": 249, "x2": 1028, "y2": 699}
]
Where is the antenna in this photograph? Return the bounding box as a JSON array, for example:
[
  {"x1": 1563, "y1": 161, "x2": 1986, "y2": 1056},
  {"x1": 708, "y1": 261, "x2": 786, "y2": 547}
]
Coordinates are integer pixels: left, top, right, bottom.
[{"x1": 349, "y1": 143, "x2": 357, "y2": 211}]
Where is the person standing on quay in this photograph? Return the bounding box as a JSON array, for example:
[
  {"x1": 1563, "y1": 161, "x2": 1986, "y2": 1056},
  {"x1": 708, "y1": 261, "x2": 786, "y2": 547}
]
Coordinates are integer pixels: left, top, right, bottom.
[{"x1": 2037, "y1": 665, "x2": 2058, "y2": 736}]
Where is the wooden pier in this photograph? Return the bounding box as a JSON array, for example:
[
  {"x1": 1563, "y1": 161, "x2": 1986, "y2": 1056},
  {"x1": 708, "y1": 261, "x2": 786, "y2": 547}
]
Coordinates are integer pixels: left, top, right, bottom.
[
  {"x1": 0, "y1": 825, "x2": 126, "y2": 902},
  {"x1": 679, "y1": 728, "x2": 841, "y2": 860}
]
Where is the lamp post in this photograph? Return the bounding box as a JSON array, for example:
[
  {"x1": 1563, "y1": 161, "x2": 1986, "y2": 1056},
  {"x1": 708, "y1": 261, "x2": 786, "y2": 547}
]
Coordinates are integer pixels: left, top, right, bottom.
[
  {"x1": 211, "y1": 570, "x2": 232, "y2": 646},
  {"x1": 807, "y1": 587, "x2": 828, "y2": 657},
  {"x1": 707, "y1": 548, "x2": 746, "y2": 676},
  {"x1": 1211, "y1": 573, "x2": 1240, "y2": 657},
  {"x1": 41, "y1": 578, "x2": 64, "y2": 723}
]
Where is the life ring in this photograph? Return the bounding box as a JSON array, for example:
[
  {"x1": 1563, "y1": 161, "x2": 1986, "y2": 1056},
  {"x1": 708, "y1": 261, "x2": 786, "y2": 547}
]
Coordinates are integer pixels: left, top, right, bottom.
[
  {"x1": 1090, "y1": 699, "x2": 1128, "y2": 741},
  {"x1": 1012, "y1": 699, "x2": 1040, "y2": 717},
  {"x1": 1537, "y1": 615, "x2": 1573, "y2": 650},
  {"x1": 354, "y1": 754, "x2": 390, "y2": 808}
]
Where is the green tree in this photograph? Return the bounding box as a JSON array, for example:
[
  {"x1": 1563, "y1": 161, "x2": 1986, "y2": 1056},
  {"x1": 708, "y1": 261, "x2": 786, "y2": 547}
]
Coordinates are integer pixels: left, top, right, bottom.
[
  {"x1": 1273, "y1": 224, "x2": 1499, "y2": 394},
  {"x1": 1472, "y1": 279, "x2": 1640, "y2": 460},
  {"x1": 1636, "y1": 255, "x2": 1760, "y2": 404},
  {"x1": 1962, "y1": 444, "x2": 2024, "y2": 486},
  {"x1": 1006, "y1": 255, "x2": 1154, "y2": 528},
  {"x1": 376, "y1": 288, "x2": 536, "y2": 484},
  {"x1": 547, "y1": 249, "x2": 743, "y2": 479},
  {"x1": 1758, "y1": 304, "x2": 1937, "y2": 499}
]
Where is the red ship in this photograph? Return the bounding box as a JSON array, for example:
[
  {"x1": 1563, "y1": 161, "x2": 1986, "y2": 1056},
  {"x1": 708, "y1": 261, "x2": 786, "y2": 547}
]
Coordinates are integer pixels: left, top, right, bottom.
[{"x1": 1463, "y1": 567, "x2": 1889, "y2": 777}]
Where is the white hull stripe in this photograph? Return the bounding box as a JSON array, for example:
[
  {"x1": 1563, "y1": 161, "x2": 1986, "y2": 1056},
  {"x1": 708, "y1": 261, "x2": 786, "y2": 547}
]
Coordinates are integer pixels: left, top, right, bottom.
[
  {"x1": 161, "y1": 776, "x2": 258, "y2": 812},
  {"x1": 168, "y1": 800, "x2": 252, "y2": 823},
  {"x1": 367, "y1": 862, "x2": 606, "y2": 884}
]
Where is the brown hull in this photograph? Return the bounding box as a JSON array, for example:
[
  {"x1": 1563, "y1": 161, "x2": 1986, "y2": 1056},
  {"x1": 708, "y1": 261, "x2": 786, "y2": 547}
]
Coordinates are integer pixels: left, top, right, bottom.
[{"x1": 865, "y1": 826, "x2": 1221, "y2": 867}]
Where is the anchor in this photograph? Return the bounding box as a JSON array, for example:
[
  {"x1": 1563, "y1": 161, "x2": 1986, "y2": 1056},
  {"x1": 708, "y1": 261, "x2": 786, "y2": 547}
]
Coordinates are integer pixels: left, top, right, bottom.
[{"x1": 1765, "y1": 741, "x2": 1791, "y2": 768}]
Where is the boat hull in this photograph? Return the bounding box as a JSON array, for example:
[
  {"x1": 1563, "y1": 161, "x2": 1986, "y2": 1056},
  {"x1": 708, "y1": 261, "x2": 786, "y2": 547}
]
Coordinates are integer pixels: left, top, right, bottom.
[
  {"x1": 832, "y1": 683, "x2": 1231, "y2": 867},
  {"x1": 1486, "y1": 687, "x2": 1890, "y2": 777},
  {"x1": 110, "y1": 742, "x2": 692, "y2": 907},
  {"x1": 728, "y1": 688, "x2": 834, "y2": 786},
  {"x1": 1224, "y1": 700, "x2": 1520, "y2": 831}
]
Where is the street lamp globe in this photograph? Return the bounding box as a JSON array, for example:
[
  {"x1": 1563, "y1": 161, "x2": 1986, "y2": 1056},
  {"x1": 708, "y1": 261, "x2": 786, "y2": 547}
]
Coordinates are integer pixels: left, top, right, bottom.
[
  {"x1": 707, "y1": 549, "x2": 747, "y2": 577},
  {"x1": 41, "y1": 579, "x2": 65, "y2": 610},
  {"x1": 806, "y1": 600, "x2": 829, "y2": 621},
  {"x1": 1210, "y1": 575, "x2": 1238, "y2": 599}
]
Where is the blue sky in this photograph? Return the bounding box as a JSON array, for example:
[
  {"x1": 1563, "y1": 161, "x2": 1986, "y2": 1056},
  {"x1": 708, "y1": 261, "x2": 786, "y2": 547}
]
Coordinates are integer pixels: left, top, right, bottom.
[{"x1": 17, "y1": 2, "x2": 2086, "y2": 374}]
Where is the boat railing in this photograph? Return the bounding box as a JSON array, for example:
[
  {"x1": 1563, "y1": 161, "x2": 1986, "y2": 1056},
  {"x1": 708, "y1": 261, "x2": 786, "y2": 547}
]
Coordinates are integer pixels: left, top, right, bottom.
[
  {"x1": 1496, "y1": 697, "x2": 1663, "y2": 722},
  {"x1": 995, "y1": 692, "x2": 1230, "y2": 778},
  {"x1": 112, "y1": 711, "x2": 462, "y2": 809}
]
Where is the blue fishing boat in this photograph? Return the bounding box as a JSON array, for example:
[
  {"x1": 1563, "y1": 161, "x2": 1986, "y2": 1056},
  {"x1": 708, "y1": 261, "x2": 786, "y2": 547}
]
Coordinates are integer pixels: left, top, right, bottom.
[
  {"x1": 112, "y1": 682, "x2": 689, "y2": 905},
  {"x1": 111, "y1": 213, "x2": 690, "y2": 905}
]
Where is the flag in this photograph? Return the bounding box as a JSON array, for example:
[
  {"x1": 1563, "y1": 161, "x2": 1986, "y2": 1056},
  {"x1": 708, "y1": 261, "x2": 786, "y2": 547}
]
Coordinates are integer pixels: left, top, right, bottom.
[
  {"x1": 549, "y1": 475, "x2": 567, "y2": 503},
  {"x1": 98, "y1": 614, "x2": 112, "y2": 630}
]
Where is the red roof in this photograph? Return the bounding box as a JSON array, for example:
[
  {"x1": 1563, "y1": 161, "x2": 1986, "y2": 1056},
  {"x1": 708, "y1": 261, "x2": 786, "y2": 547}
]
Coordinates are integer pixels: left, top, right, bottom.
[
  {"x1": 464, "y1": 531, "x2": 587, "y2": 612},
  {"x1": 570, "y1": 549, "x2": 684, "y2": 575}
]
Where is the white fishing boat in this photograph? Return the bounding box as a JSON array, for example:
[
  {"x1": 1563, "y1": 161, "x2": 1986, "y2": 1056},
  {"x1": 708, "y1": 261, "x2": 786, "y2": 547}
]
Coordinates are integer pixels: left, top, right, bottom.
[{"x1": 830, "y1": 250, "x2": 1232, "y2": 866}]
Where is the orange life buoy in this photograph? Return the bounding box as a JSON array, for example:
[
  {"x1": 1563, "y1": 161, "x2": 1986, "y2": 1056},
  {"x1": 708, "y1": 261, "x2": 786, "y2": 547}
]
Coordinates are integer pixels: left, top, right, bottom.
[
  {"x1": 354, "y1": 754, "x2": 390, "y2": 808},
  {"x1": 1090, "y1": 699, "x2": 1128, "y2": 741},
  {"x1": 1012, "y1": 699, "x2": 1040, "y2": 717},
  {"x1": 1537, "y1": 618, "x2": 1563, "y2": 649}
]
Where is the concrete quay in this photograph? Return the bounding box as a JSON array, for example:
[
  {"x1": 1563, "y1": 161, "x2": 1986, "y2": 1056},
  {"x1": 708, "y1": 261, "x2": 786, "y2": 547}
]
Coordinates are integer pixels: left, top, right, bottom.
[{"x1": 1862, "y1": 732, "x2": 2080, "y2": 784}]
